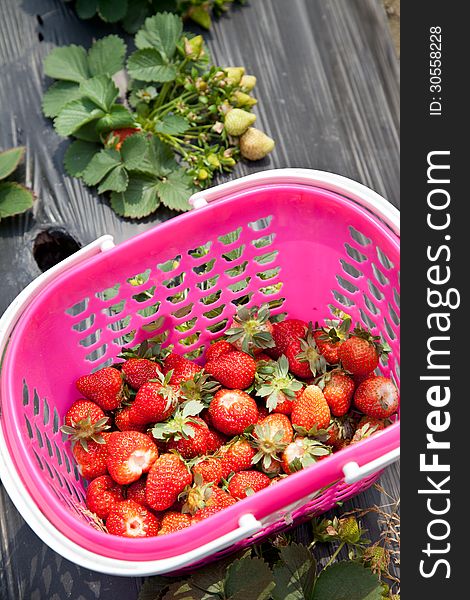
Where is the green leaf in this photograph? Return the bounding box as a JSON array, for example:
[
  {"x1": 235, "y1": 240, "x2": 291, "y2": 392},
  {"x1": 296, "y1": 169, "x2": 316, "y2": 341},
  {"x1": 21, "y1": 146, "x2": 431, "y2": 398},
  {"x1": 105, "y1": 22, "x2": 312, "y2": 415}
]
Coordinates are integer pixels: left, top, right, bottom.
[
  {"x1": 121, "y1": 0, "x2": 150, "y2": 33},
  {"x1": 135, "y1": 12, "x2": 183, "y2": 60},
  {"x1": 156, "y1": 170, "x2": 192, "y2": 212},
  {"x1": 0, "y1": 182, "x2": 34, "y2": 220},
  {"x1": 82, "y1": 148, "x2": 121, "y2": 185},
  {"x1": 272, "y1": 543, "x2": 317, "y2": 600},
  {"x1": 54, "y1": 98, "x2": 105, "y2": 136},
  {"x1": 98, "y1": 164, "x2": 129, "y2": 193},
  {"x1": 0, "y1": 147, "x2": 25, "y2": 180},
  {"x1": 110, "y1": 175, "x2": 160, "y2": 218},
  {"x1": 75, "y1": 0, "x2": 98, "y2": 19},
  {"x1": 42, "y1": 81, "x2": 82, "y2": 118},
  {"x1": 154, "y1": 114, "x2": 190, "y2": 135},
  {"x1": 189, "y1": 7, "x2": 212, "y2": 30},
  {"x1": 96, "y1": 105, "x2": 135, "y2": 133},
  {"x1": 225, "y1": 556, "x2": 275, "y2": 600},
  {"x1": 138, "y1": 576, "x2": 173, "y2": 600},
  {"x1": 64, "y1": 140, "x2": 100, "y2": 177},
  {"x1": 127, "y1": 48, "x2": 177, "y2": 83},
  {"x1": 79, "y1": 75, "x2": 119, "y2": 112},
  {"x1": 161, "y1": 580, "x2": 208, "y2": 600},
  {"x1": 132, "y1": 136, "x2": 176, "y2": 176},
  {"x1": 88, "y1": 35, "x2": 127, "y2": 77},
  {"x1": 120, "y1": 133, "x2": 149, "y2": 170},
  {"x1": 73, "y1": 120, "x2": 101, "y2": 142},
  {"x1": 44, "y1": 44, "x2": 89, "y2": 83},
  {"x1": 98, "y1": 0, "x2": 128, "y2": 23},
  {"x1": 312, "y1": 562, "x2": 383, "y2": 600}
]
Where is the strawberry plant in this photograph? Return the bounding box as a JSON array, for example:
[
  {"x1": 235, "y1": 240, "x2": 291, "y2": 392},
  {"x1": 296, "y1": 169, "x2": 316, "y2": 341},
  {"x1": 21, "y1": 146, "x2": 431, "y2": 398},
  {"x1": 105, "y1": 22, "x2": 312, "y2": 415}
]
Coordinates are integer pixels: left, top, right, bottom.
[
  {"x1": 0, "y1": 146, "x2": 34, "y2": 221},
  {"x1": 42, "y1": 12, "x2": 274, "y2": 219}
]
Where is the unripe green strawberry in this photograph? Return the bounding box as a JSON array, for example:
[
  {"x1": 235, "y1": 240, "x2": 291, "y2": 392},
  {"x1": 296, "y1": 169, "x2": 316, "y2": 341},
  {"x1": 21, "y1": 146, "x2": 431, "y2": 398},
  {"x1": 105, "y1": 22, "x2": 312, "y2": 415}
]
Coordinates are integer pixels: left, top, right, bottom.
[
  {"x1": 224, "y1": 67, "x2": 245, "y2": 85},
  {"x1": 232, "y1": 91, "x2": 257, "y2": 108},
  {"x1": 239, "y1": 128, "x2": 275, "y2": 161},
  {"x1": 224, "y1": 109, "x2": 256, "y2": 136},
  {"x1": 184, "y1": 35, "x2": 204, "y2": 59},
  {"x1": 240, "y1": 74, "x2": 257, "y2": 91},
  {"x1": 338, "y1": 516, "x2": 361, "y2": 543}
]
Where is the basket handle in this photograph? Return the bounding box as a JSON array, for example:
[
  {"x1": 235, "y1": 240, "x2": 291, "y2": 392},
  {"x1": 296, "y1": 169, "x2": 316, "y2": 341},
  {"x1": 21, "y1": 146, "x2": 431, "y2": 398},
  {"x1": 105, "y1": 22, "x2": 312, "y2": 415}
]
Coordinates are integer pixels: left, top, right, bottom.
[
  {"x1": 189, "y1": 168, "x2": 400, "y2": 236},
  {"x1": 0, "y1": 236, "x2": 115, "y2": 373},
  {"x1": 342, "y1": 446, "x2": 400, "y2": 484}
]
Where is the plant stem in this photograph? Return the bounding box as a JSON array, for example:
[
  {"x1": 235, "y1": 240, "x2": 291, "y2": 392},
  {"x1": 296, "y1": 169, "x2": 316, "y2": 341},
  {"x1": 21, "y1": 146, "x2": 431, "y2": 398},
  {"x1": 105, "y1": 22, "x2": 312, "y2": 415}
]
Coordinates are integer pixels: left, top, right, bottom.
[{"x1": 323, "y1": 541, "x2": 346, "y2": 570}]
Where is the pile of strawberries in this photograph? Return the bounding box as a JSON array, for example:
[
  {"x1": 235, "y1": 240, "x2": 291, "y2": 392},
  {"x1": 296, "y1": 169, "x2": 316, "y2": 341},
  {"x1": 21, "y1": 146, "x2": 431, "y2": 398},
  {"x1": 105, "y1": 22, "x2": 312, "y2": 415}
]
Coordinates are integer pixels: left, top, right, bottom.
[{"x1": 61, "y1": 305, "x2": 399, "y2": 538}]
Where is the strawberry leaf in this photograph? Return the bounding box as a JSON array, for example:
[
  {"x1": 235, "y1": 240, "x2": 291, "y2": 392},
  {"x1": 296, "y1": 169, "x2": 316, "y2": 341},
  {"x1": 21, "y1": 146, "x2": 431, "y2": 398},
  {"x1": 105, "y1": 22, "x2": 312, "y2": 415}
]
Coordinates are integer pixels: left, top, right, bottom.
[
  {"x1": 82, "y1": 148, "x2": 121, "y2": 185},
  {"x1": 121, "y1": 0, "x2": 149, "y2": 34},
  {"x1": 156, "y1": 170, "x2": 192, "y2": 212},
  {"x1": 98, "y1": 164, "x2": 129, "y2": 193},
  {"x1": 127, "y1": 48, "x2": 177, "y2": 83},
  {"x1": 64, "y1": 140, "x2": 100, "y2": 177},
  {"x1": 137, "y1": 575, "x2": 173, "y2": 600},
  {"x1": 135, "y1": 12, "x2": 183, "y2": 60},
  {"x1": 98, "y1": 0, "x2": 128, "y2": 23},
  {"x1": 0, "y1": 147, "x2": 25, "y2": 180},
  {"x1": 88, "y1": 35, "x2": 127, "y2": 77},
  {"x1": 75, "y1": 0, "x2": 98, "y2": 19},
  {"x1": 154, "y1": 114, "x2": 190, "y2": 135},
  {"x1": 0, "y1": 182, "x2": 34, "y2": 220},
  {"x1": 312, "y1": 561, "x2": 383, "y2": 600},
  {"x1": 42, "y1": 81, "x2": 82, "y2": 118},
  {"x1": 110, "y1": 175, "x2": 160, "y2": 218},
  {"x1": 120, "y1": 133, "x2": 149, "y2": 170},
  {"x1": 95, "y1": 105, "x2": 135, "y2": 133},
  {"x1": 272, "y1": 542, "x2": 316, "y2": 600},
  {"x1": 79, "y1": 75, "x2": 119, "y2": 112},
  {"x1": 54, "y1": 98, "x2": 105, "y2": 137},
  {"x1": 224, "y1": 556, "x2": 274, "y2": 600},
  {"x1": 189, "y1": 6, "x2": 212, "y2": 30},
  {"x1": 44, "y1": 44, "x2": 90, "y2": 83}
]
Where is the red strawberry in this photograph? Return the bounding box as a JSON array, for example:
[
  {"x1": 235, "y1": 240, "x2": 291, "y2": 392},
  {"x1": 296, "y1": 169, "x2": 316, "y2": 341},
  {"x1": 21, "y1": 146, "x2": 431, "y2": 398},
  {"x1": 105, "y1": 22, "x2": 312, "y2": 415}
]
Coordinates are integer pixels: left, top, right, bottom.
[
  {"x1": 255, "y1": 352, "x2": 275, "y2": 364},
  {"x1": 192, "y1": 457, "x2": 223, "y2": 484},
  {"x1": 353, "y1": 372, "x2": 374, "y2": 388},
  {"x1": 206, "y1": 428, "x2": 228, "y2": 453},
  {"x1": 321, "y1": 371, "x2": 355, "y2": 417},
  {"x1": 255, "y1": 355, "x2": 303, "y2": 413},
  {"x1": 228, "y1": 471, "x2": 270, "y2": 499},
  {"x1": 251, "y1": 413, "x2": 293, "y2": 473},
  {"x1": 338, "y1": 325, "x2": 389, "y2": 375},
  {"x1": 162, "y1": 352, "x2": 186, "y2": 374},
  {"x1": 126, "y1": 477, "x2": 148, "y2": 507},
  {"x1": 181, "y1": 476, "x2": 236, "y2": 516},
  {"x1": 219, "y1": 439, "x2": 256, "y2": 479},
  {"x1": 354, "y1": 376, "x2": 399, "y2": 418},
  {"x1": 281, "y1": 437, "x2": 331, "y2": 474},
  {"x1": 106, "y1": 431, "x2": 158, "y2": 485},
  {"x1": 76, "y1": 367, "x2": 123, "y2": 411},
  {"x1": 205, "y1": 340, "x2": 234, "y2": 362},
  {"x1": 191, "y1": 506, "x2": 224, "y2": 523},
  {"x1": 224, "y1": 304, "x2": 275, "y2": 355},
  {"x1": 105, "y1": 127, "x2": 141, "y2": 151},
  {"x1": 121, "y1": 358, "x2": 161, "y2": 390},
  {"x1": 313, "y1": 330, "x2": 341, "y2": 365},
  {"x1": 128, "y1": 373, "x2": 179, "y2": 426},
  {"x1": 291, "y1": 385, "x2": 331, "y2": 431},
  {"x1": 285, "y1": 326, "x2": 327, "y2": 379},
  {"x1": 61, "y1": 400, "x2": 110, "y2": 449},
  {"x1": 85, "y1": 475, "x2": 125, "y2": 519},
  {"x1": 256, "y1": 413, "x2": 293, "y2": 445},
  {"x1": 146, "y1": 453, "x2": 192, "y2": 511},
  {"x1": 280, "y1": 319, "x2": 308, "y2": 339},
  {"x1": 106, "y1": 500, "x2": 160, "y2": 537},
  {"x1": 267, "y1": 323, "x2": 294, "y2": 360},
  {"x1": 314, "y1": 315, "x2": 351, "y2": 364},
  {"x1": 167, "y1": 417, "x2": 212, "y2": 459},
  {"x1": 114, "y1": 407, "x2": 147, "y2": 433},
  {"x1": 257, "y1": 406, "x2": 270, "y2": 422},
  {"x1": 351, "y1": 415, "x2": 388, "y2": 443},
  {"x1": 326, "y1": 416, "x2": 356, "y2": 449},
  {"x1": 208, "y1": 389, "x2": 258, "y2": 435},
  {"x1": 73, "y1": 432, "x2": 111, "y2": 480},
  {"x1": 207, "y1": 485, "x2": 236, "y2": 509},
  {"x1": 158, "y1": 511, "x2": 192, "y2": 535},
  {"x1": 205, "y1": 351, "x2": 256, "y2": 390},
  {"x1": 170, "y1": 359, "x2": 202, "y2": 386}
]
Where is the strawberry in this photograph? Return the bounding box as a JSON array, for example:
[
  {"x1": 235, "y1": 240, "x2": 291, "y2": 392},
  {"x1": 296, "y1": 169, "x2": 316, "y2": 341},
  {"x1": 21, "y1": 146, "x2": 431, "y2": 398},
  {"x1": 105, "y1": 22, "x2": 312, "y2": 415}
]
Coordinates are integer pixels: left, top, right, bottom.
[
  {"x1": 162, "y1": 352, "x2": 186, "y2": 374},
  {"x1": 106, "y1": 431, "x2": 159, "y2": 485},
  {"x1": 206, "y1": 485, "x2": 236, "y2": 509},
  {"x1": 256, "y1": 406, "x2": 270, "y2": 422},
  {"x1": 206, "y1": 428, "x2": 228, "y2": 453},
  {"x1": 106, "y1": 500, "x2": 160, "y2": 537},
  {"x1": 170, "y1": 358, "x2": 202, "y2": 386},
  {"x1": 205, "y1": 340, "x2": 234, "y2": 362},
  {"x1": 313, "y1": 316, "x2": 351, "y2": 364},
  {"x1": 192, "y1": 456, "x2": 223, "y2": 484},
  {"x1": 146, "y1": 453, "x2": 192, "y2": 511},
  {"x1": 285, "y1": 325, "x2": 327, "y2": 379},
  {"x1": 281, "y1": 437, "x2": 331, "y2": 474},
  {"x1": 152, "y1": 400, "x2": 210, "y2": 459},
  {"x1": 179, "y1": 371, "x2": 220, "y2": 404},
  {"x1": 181, "y1": 475, "x2": 235, "y2": 515},
  {"x1": 208, "y1": 389, "x2": 258, "y2": 435},
  {"x1": 228, "y1": 471, "x2": 270, "y2": 499},
  {"x1": 251, "y1": 414, "x2": 293, "y2": 473},
  {"x1": 73, "y1": 432, "x2": 111, "y2": 480},
  {"x1": 320, "y1": 371, "x2": 355, "y2": 417},
  {"x1": 354, "y1": 376, "x2": 399, "y2": 418},
  {"x1": 158, "y1": 511, "x2": 192, "y2": 535},
  {"x1": 205, "y1": 351, "x2": 256, "y2": 390},
  {"x1": 121, "y1": 358, "x2": 161, "y2": 390},
  {"x1": 279, "y1": 319, "x2": 308, "y2": 339},
  {"x1": 255, "y1": 355, "x2": 303, "y2": 413},
  {"x1": 326, "y1": 416, "x2": 356, "y2": 449},
  {"x1": 291, "y1": 385, "x2": 331, "y2": 431},
  {"x1": 267, "y1": 323, "x2": 295, "y2": 360},
  {"x1": 61, "y1": 399, "x2": 110, "y2": 449},
  {"x1": 218, "y1": 439, "x2": 256, "y2": 479},
  {"x1": 114, "y1": 406, "x2": 147, "y2": 433},
  {"x1": 85, "y1": 475, "x2": 125, "y2": 519},
  {"x1": 105, "y1": 127, "x2": 141, "y2": 151},
  {"x1": 224, "y1": 304, "x2": 275, "y2": 355},
  {"x1": 126, "y1": 477, "x2": 149, "y2": 507},
  {"x1": 191, "y1": 506, "x2": 224, "y2": 523},
  {"x1": 255, "y1": 352, "x2": 275, "y2": 364},
  {"x1": 128, "y1": 371, "x2": 179, "y2": 426},
  {"x1": 338, "y1": 325, "x2": 389, "y2": 375},
  {"x1": 76, "y1": 367, "x2": 123, "y2": 411},
  {"x1": 351, "y1": 416, "x2": 388, "y2": 443}
]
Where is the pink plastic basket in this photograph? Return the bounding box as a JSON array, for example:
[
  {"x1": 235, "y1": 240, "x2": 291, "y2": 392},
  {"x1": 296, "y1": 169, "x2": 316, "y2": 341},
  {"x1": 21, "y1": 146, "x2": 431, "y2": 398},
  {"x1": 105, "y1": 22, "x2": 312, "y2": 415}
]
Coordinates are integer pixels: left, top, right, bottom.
[{"x1": 0, "y1": 169, "x2": 399, "y2": 576}]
